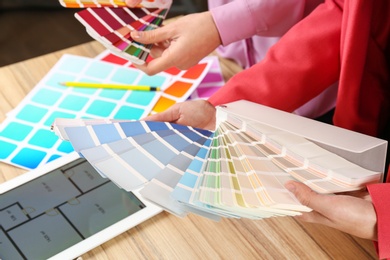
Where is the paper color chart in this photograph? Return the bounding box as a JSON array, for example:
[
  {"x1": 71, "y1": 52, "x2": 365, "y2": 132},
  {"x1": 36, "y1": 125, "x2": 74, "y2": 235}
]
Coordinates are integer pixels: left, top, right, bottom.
[
  {"x1": 53, "y1": 108, "x2": 381, "y2": 219},
  {"x1": 0, "y1": 54, "x2": 168, "y2": 170},
  {"x1": 0, "y1": 53, "x2": 213, "y2": 170}
]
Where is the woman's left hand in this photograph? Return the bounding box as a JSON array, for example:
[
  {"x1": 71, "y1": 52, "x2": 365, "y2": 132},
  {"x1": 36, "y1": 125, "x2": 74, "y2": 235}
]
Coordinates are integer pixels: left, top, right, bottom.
[{"x1": 285, "y1": 180, "x2": 378, "y2": 240}]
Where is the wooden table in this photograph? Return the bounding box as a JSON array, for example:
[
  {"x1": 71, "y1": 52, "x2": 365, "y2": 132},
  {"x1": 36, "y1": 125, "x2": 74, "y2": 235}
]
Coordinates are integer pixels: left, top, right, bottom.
[{"x1": 0, "y1": 41, "x2": 378, "y2": 259}]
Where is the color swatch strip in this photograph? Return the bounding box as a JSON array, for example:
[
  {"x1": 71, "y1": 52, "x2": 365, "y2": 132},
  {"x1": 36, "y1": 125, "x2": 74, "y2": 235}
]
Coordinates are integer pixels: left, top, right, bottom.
[
  {"x1": 54, "y1": 118, "x2": 220, "y2": 218},
  {"x1": 57, "y1": 120, "x2": 213, "y2": 189},
  {"x1": 60, "y1": 0, "x2": 171, "y2": 63},
  {"x1": 76, "y1": 7, "x2": 168, "y2": 64},
  {"x1": 59, "y1": 0, "x2": 171, "y2": 8}
]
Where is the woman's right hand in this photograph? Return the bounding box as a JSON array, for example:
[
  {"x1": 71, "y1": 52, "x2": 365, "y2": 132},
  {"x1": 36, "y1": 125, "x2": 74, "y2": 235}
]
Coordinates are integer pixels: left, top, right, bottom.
[
  {"x1": 125, "y1": 0, "x2": 142, "y2": 7},
  {"x1": 144, "y1": 100, "x2": 217, "y2": 130}
]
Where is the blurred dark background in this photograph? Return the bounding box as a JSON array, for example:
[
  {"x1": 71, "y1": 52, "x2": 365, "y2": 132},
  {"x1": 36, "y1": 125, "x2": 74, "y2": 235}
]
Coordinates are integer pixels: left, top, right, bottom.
[{"x1": 0, "y1": 0, "x2": 208, "y2": 67}]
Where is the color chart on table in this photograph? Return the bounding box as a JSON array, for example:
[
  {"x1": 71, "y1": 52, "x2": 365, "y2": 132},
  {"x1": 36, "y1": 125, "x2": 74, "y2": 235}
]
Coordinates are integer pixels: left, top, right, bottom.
[
  {"x1": 0, "y1": 54, "x2": 212, "y2": 170},
  {"x1": 60, "y1": 0, "x2": 171, "y2": 64},
  {"x1": 53, "y1": 102, "x2": 381, "y2": 220}
]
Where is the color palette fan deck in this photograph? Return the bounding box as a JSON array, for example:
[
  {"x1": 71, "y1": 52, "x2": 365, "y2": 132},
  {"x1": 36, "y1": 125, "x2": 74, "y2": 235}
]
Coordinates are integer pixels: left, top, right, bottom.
[
  {"x1": 59, "y1": 0, "x2": 172, "y2": 64},
  {"x1": 53, "y1": 102, "x2": 381, "y2": 219}
]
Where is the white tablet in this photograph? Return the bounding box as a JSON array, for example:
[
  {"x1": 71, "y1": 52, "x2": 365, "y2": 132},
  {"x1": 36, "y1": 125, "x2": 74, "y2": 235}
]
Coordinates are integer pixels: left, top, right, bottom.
[{"x1": 0, "y1": 152, "x2": 162, "y2": 260}]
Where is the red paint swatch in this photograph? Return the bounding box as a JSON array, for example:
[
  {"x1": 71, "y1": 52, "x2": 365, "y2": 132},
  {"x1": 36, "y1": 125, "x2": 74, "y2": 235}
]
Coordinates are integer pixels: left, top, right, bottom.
[
  {"x1": 101, "y1": 53, "x2": 129, "y2": 65},
  {"x1": 182, "y1": 63, "x2": 207, "y2": 80}
]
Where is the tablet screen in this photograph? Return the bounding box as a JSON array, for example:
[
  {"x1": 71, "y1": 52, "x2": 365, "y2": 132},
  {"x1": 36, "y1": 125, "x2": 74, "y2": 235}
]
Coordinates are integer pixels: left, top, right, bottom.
[{"x1": 0, "y1": 158, "x2": 146, "y2": 259}]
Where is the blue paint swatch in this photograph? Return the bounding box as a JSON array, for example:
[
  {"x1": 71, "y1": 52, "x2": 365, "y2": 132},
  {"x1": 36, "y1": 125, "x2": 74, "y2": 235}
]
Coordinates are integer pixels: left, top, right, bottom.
[
  {"x1": 11, "y1": 148, "x2": 47, "y2": 169},
  {"x1": 86, "y1": 100, "x2": 116, "y2": 117},
  {"x1": 111, "y1": 67, "x2": 140, "y2": 83},
  {"x1": 16, "y1": 105, "x2": 48, "y2": 123},
  {"x1": 59, "y1": 95, "x2": 89, "y2": 111},
  {"x1": 57, "y1": 55, "x2": 89, "y2": 73},
  {"x1": 138, "y1": 74, "x2": 167, "y2": 87},
  {"x1": 57, "y1": 141, "x2": 74, "y2": 153},
  {"x1": 31, "y1": 88, "x2": 62, "y2": 106},
  {"x1": 99, "y1": 89, "x2": 126, "y2": 100},
  {"x1": 93, "y1": 124, "x2": 122, "y2": 144},
  {"x1": 0, "y1": 122, "x2": 32, "y2": 141},
  {"x1": 126, "y1": 91, "x2": 156, "y2": 106},
  {"x1": 28, "y1": 129, "x2": 58, "y2": 149},
  {"x1": 119, "y1": 121, "x2": 148, "y2": 137},
  {"x1": 84, "y1": 61, "x2": 113, "y2": 79},
  {"x1": 45, "y1": 73, "x2": 76, "y2": 88},
  {"x1": 114, "y1": 106, "x2": 145, "y2": 120},
  {"x1": 0, "y1": 140, "x2": 17, "y2": 159}
]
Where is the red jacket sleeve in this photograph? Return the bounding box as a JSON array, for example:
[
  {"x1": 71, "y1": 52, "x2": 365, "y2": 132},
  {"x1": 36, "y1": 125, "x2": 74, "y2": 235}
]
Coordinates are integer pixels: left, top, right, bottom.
[
  {"x1": 368, "y1": 169, "x2": 390, "y2": 259},
  {"x1": 208, "y1": 1, "x2": 342, "y2": 111}
]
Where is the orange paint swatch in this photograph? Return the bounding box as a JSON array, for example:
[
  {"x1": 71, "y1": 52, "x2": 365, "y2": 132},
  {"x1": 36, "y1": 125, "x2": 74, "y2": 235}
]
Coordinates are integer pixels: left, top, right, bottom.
[
  {"x1": 152, "y1": 96, "x2": 176, "y2": 113},
  {"x1": 164, "y1": 81, "x2": 193, "y2": 97}
]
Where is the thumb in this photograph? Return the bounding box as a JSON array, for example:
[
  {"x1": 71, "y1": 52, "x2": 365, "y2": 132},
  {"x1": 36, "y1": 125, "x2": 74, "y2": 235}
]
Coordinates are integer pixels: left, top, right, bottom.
[
  {"x1": 142, "y1": 103, "x2": 181, "y2": 122},
  {"x1": 285, "y1": 181, "x2": 322, "y2": 209},
  {"x1": 125, "y1": 0, "x2": 142, "y2": 7},
  {"x1": 131, "y1": 27, "x2": 170, "y2": 44}
]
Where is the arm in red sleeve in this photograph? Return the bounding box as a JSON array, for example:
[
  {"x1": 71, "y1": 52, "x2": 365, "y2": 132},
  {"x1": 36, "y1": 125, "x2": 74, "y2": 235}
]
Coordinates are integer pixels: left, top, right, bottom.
[
  {"x1": 208, "y1": 1, "x2": 341, "y2": 112},
  {"x1": 367, "y1": 180, "x2": 390, "y2": 259}
]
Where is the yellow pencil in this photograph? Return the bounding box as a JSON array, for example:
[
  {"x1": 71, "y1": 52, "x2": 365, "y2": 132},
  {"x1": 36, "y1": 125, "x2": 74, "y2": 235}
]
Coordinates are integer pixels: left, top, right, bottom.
[{"x1": 60, "y1": 82, "x2": 161, "y2": 91}]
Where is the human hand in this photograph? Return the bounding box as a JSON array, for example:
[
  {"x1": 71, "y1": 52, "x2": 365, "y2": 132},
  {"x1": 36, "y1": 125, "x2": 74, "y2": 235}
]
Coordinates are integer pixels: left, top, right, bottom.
[
  {"x1": 125, "y1": 0, "x2": 141, "y2": 7},
  {"x1": 285, "y1": 181, "x2": 378, "y2": 241},
  {"x1": 143, "y1": 100, "x2": 217, "y2": 130},
  {"x1": 129, "y1": 11, "x2": 222, "y2": 75}
]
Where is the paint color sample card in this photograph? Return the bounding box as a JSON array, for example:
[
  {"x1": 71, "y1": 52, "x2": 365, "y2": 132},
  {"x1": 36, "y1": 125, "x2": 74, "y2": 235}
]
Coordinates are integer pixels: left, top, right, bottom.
[
  {"x1": 0, "y1": 54, "x2": 171, "y2": 170},
  {"x1": 53, "y1": 105, "x2": 381, "y2": 219},
  {"x1": 60, "y1": 0, "x2": 171, "y2": 64}
]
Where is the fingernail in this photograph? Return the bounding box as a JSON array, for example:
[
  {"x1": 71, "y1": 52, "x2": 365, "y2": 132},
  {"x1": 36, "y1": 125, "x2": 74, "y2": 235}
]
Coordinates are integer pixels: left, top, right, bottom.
[
  {"x1": 131, "y1": 31, "x2": 142, "y2": 39},
  {"x1": 285, "y1": 182, "x2": 296, "y2": 193}
]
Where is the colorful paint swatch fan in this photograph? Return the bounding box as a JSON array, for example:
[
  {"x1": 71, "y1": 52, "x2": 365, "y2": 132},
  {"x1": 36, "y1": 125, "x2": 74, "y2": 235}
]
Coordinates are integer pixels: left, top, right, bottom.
[
  {"x1": 59, "y1": 0, "x2": 171, "y2": 64},
  {"x1": 52, "y1": 101, "x2": 382, "y2": 220}
]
